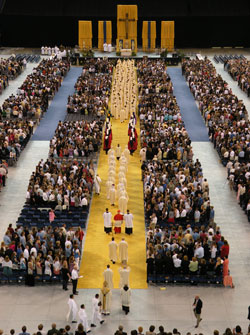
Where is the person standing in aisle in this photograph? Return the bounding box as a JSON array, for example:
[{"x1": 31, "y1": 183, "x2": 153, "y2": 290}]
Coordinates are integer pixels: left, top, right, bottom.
[
  {"x1": 71, "y1": 264, "x2": 79, "y2": 295},
  {"x1": 193, "y1": 295, "x2": 203, "y2": 328}
]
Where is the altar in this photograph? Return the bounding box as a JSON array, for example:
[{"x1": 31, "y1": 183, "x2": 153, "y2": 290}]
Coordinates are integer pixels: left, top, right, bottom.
[{"x1": 121, "y1": 49, "x2": 132, "y2": 56}]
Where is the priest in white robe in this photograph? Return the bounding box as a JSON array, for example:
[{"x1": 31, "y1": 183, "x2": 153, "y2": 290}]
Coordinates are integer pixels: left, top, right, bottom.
[
  {"x1": 115, "y1": 144, "x2": 122, "y2": 160},
  {"x1": 108, "y1": 237, "x2": 118, "y2": 264},
  {"x1": 103, "y1": 264, "x2": 114, "y2": 289},
  {"x1": 120, "y1": 177, "x2": 127, "y2": 188},
  {"x1": 109, "y1": 184, "x2": 116, "y2": 206},
  {"x1": 118, "y1": 171, "x2": 126, "y2": 180},
  {"x1": 119, "y1": 238, "x2": 128, "y2": 263},
  {"x1": 94, "y1": 174, "x2": 102, "y2": 195},
  {"x1": 119, "y1": 165, "x2": 126, "y2": 176},
  {"x1": 108, "y1": 148, "x2": 115, "y2": 156},
  {"x1": 123, "y1": 147, "x2": 130, "y2": 161},
  {"x1": 119, "y1": 265, "x2": 131, "y2": 288},
  {"x1": 118, "y1": 193, "x2": 128, "y2": 214}
]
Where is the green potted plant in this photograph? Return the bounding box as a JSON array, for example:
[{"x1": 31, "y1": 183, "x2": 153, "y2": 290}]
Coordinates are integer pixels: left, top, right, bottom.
[{"x1": 160, "y1": 49, "x2": 168, "y2": 58}]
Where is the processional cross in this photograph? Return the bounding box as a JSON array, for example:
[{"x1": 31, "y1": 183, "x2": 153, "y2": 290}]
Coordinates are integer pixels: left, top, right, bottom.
[{"x1": 119, "y1": 12, "x2": 135, "y2": 39}]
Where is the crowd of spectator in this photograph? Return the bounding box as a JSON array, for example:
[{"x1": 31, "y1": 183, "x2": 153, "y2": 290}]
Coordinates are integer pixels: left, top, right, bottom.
[
  {"x1": 0, "y1": 119, "x2": 34, "y2": 162},
  {"x1": 49, "y1": 120, "x2": 103, "y2": 158},
  {"x1": 0, "y1": 58, "x2": 70, "y2": 120},
  {"x1": 137, "y1": 59, "x2": 188, "y2": 160},
  {"x1": 66, "y1": 58, "x2": 113, "y2": 116},
  {"x1": 0, "y1": 57, "x2": 24, "y2": 94},
  {"x1": 182, "y1": 58, "x2": 250, "y2": 219},
  {"x1": 225, "y1": 59, "x2": 250, "y2": 97},
  {"x1": 26, "y1": 158, "x2": 94, "y2": 208},
  {"x1": 136, "y1": 59, "x2": 229, "y2": 282},
  {"x1": 0, "y1": 323, "x2": 246, "y2": 335},
  {"x1": 0, "y1": 223, "x2": 83, "y2": 285}
]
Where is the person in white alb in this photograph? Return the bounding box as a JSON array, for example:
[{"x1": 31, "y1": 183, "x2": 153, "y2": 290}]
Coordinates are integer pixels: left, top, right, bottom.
[
  {"x1": 103, "y1": 208, "x2": 112, "y2": 234},
  {"x1": 109, "y1": 184, "x2": 116, "y2": 206},
  {"x1": 78, "y1": 304, "x2": 91, "y2": 333},
  {"x1": 67, "y1": 294, "x2": 78, "y2": 323},
  {"x1": 108, "y1": 237, "x2": 118, "y2": 264},
  {"x1": 119, "y1": 265, "x2": 131, "y2": 289},
  {"x1": 94, "y1": 174, "x2": 102, "y2": 195},
  {"x1": 91, "y1": 294, "x2": 104, "y2": 327},
  {"x1": 103, "y1": 264, "x2": 114, "y2": 289},
  {"x1": 119, "y1": 238, "x2": 128, "y2": 263},
  {"x1": 121, "y1": 284, "x2": 131, "y2": 314},
  {"x1": 124, "y1": 209, "x2": 134, "y2": 235},
  {"x1": 71, "y1": 264, "x2": 79, "y2": 295},
  {"x1": 115, "y1": 144, "x2": 122, "y2": 160}
]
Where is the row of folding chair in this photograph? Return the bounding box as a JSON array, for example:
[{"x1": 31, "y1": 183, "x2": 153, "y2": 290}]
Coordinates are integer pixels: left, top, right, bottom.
[
  {"x1": 12, "y1": 54, "x2": 41, "y2": 63},
  {"x1": 147, "y1": 273, "x2": 223, "y2": 285},
  {"x1": 0, "y1": 272, "x2": 62, "y2": 285},
  {"x1": 214, "y1": 54, "x2": 246, "y2": 64}
]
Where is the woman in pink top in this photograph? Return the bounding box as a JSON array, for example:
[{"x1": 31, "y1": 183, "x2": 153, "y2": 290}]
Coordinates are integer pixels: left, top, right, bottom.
[{"x1": 49, "y1": 209, "x2": 55, "y2": 223}]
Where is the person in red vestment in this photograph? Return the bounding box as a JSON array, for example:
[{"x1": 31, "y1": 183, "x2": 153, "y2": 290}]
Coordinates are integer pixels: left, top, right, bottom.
[
  {"x1": 114, "y1": 210, "x2": 123, "y2": 234},
  {"x1": 128, "y1": 130, "x2": 138, "y2": 155},
  {"x1": 103, "y1": 128, "x2": 112, "y2": 154}
]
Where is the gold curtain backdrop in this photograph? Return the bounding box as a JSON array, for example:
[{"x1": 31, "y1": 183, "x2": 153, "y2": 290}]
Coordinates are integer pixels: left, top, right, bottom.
[
  {"x1": 78, "y1": 21, "x2": 92, "y2": 49},
  {"x1": 117, "y1": 4, "x2": 138, "y2": 52},
  {"x1": 161, "y1": 21, "x2": 175, "y2": 51},
  {"x1": 98, "y1": 21, "x2": 112, "y2": 50},
  {"x1": 142, "y1": 21, "x2": 156, "y2": 51}
]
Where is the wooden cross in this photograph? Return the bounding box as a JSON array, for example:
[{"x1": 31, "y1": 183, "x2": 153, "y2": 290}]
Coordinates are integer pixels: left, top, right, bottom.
[{"x1": 119, "y1": 13, "x2": 135, "y2": 39}]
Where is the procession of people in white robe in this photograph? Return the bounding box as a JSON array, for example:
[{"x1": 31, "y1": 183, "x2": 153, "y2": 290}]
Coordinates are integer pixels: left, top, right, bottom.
[
  {"x1": 110, "y1": 59, "x2": 137, "y2": 122},
  {"x1": 105, "y1": 145, "x2": 130, "y2": 215}
]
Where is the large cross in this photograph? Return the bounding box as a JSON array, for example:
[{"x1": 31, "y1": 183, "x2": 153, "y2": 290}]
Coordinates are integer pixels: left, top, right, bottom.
[{"x1": 119, "y1": 13, "x2": 135, "y2": 39}]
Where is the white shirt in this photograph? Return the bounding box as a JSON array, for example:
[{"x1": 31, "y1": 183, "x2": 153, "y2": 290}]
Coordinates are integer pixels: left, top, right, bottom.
[
  {"x1": 71, "y1": 268, "x2": 78, "y2": 280},
  {"x1": 124, "y1": 213, "x2": 133, "y2": 228},
  {"x1": 103, "y1": 211, "x2": 112, "y2": 227}
]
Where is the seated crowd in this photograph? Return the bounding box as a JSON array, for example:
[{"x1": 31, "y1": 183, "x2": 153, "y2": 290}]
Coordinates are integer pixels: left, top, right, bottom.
[
  {"x1": 225, "y1": 59, "x2": 250, "y2": 97},
  {"x1": 137, "y1": 59, "x2": 228, "y2": 283},
  {"x1": 0, "y1": 119, "x2": 34, "y2": 161},
  {"x1": 0, "y1": 223, "x2": 83, "y2": 284},
  {"x1": 143, "y1": 160, "x2": 212, "y2": 228},
  {"x1": 0, "y1": 57, "x2": 24, "y2": 94},
  {"x1": 0, "y1": 58, "x2": 70, "y2": 119},
  {"x1": 0, "y1": 323, "x2": 245, "y2": 335},
  {"x1": 137, "y1": 59, "x2": 190, "y2": 160},
  {"x1": 182, "y1": 58, "x2": 250, "y2": 219},
  {"x1": 26, "y1": 158, "x2": 94, "y2": 208},
  {"x1": 146, "y1": 222, "x2": 229, "y2": 280},
  {"x1": 67, "y1": 58, "x2": 113, "y2": 116},
  {"x1": 49, "y1": 120, "x2": 103, "y2": 158}
]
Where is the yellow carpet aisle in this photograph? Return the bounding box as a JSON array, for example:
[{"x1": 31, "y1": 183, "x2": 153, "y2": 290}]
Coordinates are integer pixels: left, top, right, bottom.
[{"x1": 78, "y1": 118, "x2": 147, "y2": 289}]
